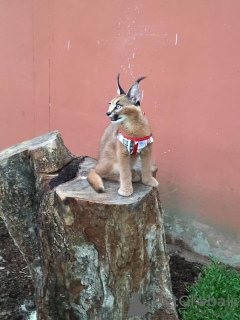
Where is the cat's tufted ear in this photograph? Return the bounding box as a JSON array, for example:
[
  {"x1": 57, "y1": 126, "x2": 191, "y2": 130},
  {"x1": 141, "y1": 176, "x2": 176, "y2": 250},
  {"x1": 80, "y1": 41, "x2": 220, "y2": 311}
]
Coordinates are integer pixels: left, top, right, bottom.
[
  {"x1": 117, "y1": 74, "x2": 126, "y2": 95},
  {"x1": 126, "y1": 76, "x2": 146, "y2": 105}
]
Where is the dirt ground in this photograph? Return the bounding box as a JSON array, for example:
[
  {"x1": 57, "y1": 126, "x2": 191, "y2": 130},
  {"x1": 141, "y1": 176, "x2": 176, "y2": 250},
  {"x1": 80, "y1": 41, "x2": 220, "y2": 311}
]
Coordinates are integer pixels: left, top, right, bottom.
[{"x1": 0, "y1": 218, "x2": 203, "y2": 320}]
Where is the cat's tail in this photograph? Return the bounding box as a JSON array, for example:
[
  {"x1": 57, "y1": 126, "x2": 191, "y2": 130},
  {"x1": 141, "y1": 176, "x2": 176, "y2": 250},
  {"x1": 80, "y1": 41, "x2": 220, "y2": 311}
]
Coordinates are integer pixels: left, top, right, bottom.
[{"x1": 87, "y1": 169, "x2": 105, "y2": 193}]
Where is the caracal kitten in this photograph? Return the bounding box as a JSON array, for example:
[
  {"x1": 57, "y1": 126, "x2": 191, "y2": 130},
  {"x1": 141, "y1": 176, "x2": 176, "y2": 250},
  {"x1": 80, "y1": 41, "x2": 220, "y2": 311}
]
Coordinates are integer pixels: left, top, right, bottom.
[{"x1": 87, "y1": 74, "x2": 158, "y2": 196}]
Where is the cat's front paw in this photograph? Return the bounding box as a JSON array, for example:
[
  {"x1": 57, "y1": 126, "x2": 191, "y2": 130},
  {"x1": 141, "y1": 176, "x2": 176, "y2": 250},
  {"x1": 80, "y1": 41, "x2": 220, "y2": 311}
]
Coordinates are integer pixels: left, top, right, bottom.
[
  {"x1": 142, "y1": 177, "x2": 159, "y2": 187},
  {"x1": 118, "y1": 185, "x2": 133, "y2": 197}
]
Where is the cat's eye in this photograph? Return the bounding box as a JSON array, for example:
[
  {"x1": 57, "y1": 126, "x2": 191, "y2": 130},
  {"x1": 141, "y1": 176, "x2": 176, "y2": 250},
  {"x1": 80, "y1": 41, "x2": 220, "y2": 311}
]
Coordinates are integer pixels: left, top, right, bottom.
[{"x1": 116, "y1": 104, "x2": 122, "y2": 110}]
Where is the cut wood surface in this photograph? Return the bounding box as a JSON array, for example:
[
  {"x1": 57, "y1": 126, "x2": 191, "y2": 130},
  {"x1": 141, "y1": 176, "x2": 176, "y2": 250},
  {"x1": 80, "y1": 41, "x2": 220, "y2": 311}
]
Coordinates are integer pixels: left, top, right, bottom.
[{"x1": 0, "y1": 131, "x2": 178, "y2": 320}]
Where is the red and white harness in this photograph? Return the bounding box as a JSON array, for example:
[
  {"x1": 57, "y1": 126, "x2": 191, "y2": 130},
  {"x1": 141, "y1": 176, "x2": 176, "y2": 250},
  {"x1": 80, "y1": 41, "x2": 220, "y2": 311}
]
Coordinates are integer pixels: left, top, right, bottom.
[{"x1": 117, "y1": 130, "x2": 154, "y2": 155}]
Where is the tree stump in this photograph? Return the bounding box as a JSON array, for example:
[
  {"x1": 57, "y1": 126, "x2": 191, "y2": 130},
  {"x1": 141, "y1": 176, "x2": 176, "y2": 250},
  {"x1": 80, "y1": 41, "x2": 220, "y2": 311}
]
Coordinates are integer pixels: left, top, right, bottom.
[{"x1": 0, "y1": 131, "x2": 178, "y2": 320}]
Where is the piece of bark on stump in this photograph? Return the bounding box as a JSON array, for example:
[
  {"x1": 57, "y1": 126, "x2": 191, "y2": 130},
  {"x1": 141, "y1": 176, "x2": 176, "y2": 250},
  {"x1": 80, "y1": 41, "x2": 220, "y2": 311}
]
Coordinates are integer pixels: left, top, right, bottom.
[{"x1": 0, "y1": 131, "x2": 178, "y2": 320}]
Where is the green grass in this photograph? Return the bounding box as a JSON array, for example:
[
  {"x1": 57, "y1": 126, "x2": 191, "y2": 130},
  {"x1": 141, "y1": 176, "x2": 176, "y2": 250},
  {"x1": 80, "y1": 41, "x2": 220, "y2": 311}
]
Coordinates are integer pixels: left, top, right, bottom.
[{"x1": 179, "y1": 258, "x2": 240, "y2": 320}]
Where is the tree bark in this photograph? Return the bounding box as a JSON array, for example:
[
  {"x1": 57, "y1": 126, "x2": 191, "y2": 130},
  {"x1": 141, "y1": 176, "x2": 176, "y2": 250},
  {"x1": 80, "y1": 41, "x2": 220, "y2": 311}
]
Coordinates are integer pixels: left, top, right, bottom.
[{"x1": 0, "y1": 131, "x2": 178, "y2": 320}]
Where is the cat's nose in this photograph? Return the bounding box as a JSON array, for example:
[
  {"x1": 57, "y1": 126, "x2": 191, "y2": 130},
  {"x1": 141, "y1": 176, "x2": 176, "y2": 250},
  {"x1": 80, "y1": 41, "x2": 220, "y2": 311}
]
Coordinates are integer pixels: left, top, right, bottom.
[{"x1": 106, "y1": 111, "x2": 111, "y2": 116}]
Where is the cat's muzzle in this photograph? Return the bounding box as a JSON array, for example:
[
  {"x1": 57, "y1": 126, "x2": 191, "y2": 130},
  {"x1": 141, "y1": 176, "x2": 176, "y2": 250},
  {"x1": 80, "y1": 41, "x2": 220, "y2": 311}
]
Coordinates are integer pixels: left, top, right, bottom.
[{"x1": 107, "y1": 113, "x2": 120, "y2": 122}]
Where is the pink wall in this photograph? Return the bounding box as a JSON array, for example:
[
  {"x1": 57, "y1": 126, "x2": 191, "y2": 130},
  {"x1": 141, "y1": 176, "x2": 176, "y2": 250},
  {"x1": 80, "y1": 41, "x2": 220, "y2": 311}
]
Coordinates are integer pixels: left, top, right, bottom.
[{"x1": 1, "y1": 1, "x2": 240, "y2": 236}]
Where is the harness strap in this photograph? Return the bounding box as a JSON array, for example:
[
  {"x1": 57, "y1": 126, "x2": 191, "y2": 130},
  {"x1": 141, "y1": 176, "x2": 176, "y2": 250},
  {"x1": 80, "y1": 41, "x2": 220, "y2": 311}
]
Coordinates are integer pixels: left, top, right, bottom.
[{"x1": 118, "y1": 130, "x2": 152, "y2": 142}]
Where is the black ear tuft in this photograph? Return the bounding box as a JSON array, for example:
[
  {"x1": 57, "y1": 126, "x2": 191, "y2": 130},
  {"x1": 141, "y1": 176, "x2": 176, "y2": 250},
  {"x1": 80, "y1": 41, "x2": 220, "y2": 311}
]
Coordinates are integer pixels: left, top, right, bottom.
[
  {"x1": 117, "y1": 74, "x2": 126, "y2": 95},
  {"x1": 136, "y1": 76, "x2": 146, "y2": 84}
]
